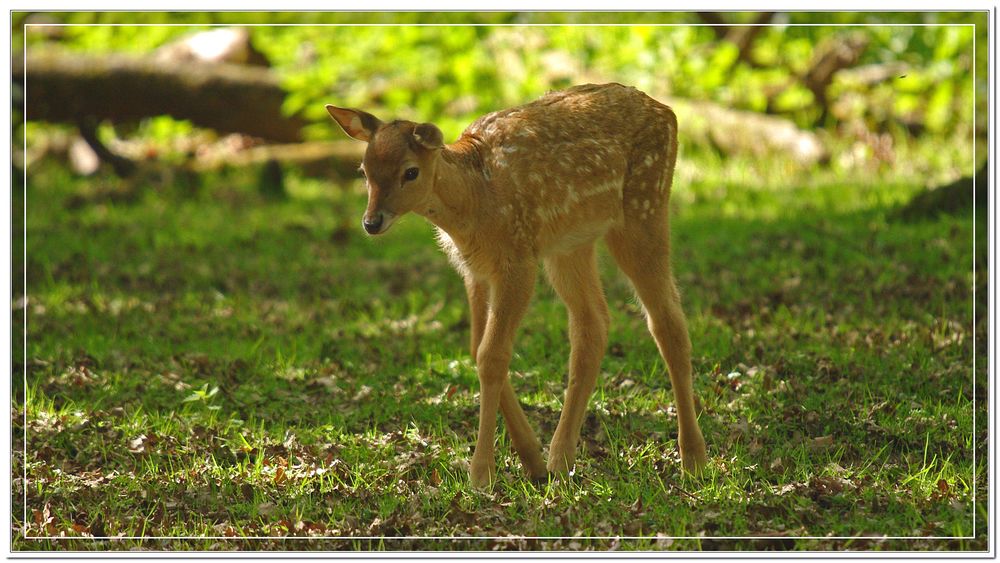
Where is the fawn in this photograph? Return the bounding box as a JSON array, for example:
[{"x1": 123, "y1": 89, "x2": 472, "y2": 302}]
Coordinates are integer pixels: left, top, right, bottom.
[{"x1": 326, "y1": 83, "x2": 708, "y2": 488}]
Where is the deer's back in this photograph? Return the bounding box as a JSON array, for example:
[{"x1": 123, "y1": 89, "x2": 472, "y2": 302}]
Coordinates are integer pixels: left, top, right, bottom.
[
  {"x1": 465, "y1": 83, "x2": 672, "y2": 155},
  {"x1": 459, "y1": 83, "x2": 677, "y2": 257}
]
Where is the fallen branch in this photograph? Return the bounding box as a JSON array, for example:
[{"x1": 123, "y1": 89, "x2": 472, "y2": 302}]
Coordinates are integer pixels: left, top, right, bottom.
[
  {"x1": 190, "y1": 140, "x2": 365, "y2": 178},
  {"x1": 836, "y1": 62, "x2": 909, "y2": 88},
  {"x1": 670, "y1": 98, "x2": 827, "y2": 165},
  {"x1": 16, "y1": 48, "x2": 825, "y2": 172},
  {"x1": 13, "y1": 50, "x2": 306, "y2": 142}
]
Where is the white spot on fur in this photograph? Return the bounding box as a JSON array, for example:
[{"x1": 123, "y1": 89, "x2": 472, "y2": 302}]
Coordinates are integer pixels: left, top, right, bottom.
[
  {"x1": 536, "y1": 200, "x2": 570, "y2": 224},
  {"x1": 577, "y1": 180, "x2": 623, "y2": 199},
  {"x1": 535, "y1": 207, "x2": 559, "y2": 223}
]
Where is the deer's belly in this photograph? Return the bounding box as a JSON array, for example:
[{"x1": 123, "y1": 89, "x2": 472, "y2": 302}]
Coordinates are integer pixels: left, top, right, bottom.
[{"x1": 539, "y1": 218, "x2": 616, "y2": 257}]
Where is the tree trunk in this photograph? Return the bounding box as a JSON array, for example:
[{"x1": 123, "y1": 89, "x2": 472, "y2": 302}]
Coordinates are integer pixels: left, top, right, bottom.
[
  {"x1": 695, "y1": 12, "x2": 776, "y2": 66},
  {"x1": 802, "y1": 34, "x2": 869, "y2": 124}
]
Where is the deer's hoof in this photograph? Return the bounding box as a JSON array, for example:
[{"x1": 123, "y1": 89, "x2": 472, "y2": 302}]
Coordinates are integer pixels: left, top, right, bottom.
[
  {"x1": 518, "y1": 447, "x2": 548, "y2": 482},
  {"x1": 469, "y1": 457, "x2": 496, "y2": 489},
  {"x1": 546, "y1": 444, "x2": 576, "y2": 477},
  {"x1": 680, "y1": 435, "x2": 709, "y2": 476}
]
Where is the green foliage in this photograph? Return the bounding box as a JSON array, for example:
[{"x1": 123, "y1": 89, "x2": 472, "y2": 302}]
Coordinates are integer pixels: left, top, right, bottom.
[{"x1": 14, "y1": 11, "x2": 986, "y2": 146}]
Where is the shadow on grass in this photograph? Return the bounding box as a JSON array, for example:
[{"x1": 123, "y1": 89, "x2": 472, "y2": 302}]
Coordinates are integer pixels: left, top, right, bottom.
[{"x1": 12, "y1": 170, "x2": 985, "y2": 546}]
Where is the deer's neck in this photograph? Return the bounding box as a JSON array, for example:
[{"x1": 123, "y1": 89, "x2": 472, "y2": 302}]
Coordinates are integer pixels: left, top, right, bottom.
[{"x1": 418, "y1": 139, "x2": 484, "y2": 240}]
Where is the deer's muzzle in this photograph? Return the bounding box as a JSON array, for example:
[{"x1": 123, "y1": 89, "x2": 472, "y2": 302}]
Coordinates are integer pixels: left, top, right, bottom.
[{"x1": 363, "y1": 212, "x2": 384, "y2": 234}]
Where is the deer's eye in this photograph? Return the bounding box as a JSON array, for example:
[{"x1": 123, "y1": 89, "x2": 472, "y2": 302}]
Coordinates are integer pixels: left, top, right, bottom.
[{"x1": 403, "y1": 167, "x2": 419, "y2": 182}]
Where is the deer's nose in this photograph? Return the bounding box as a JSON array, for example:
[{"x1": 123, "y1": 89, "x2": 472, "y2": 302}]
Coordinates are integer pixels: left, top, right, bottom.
[{"x1": 362, "y1": 213, "x2": 384, "y2": 235}]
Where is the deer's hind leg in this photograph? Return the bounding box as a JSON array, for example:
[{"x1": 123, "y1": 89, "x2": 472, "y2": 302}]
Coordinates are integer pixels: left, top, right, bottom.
[
  {"x1": 543, "y1": 243, "x2": 610, "y2": 474},
  {"x1": 605, "y1": 220, "x2": 707, "y2": 474},
  {"x1": 604, "y1": 116, "x2": 708, "y2": 473}
]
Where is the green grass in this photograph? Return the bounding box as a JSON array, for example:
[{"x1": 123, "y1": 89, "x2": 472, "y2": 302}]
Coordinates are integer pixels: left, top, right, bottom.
[{"x1": 12, "y1": 153, "x2": 986, "y2": 551}]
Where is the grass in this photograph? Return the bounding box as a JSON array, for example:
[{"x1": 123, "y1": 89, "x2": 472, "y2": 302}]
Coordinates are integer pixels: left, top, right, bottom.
[{"x1": 11, "y1": 149, "x2": 987, "y2": 551}]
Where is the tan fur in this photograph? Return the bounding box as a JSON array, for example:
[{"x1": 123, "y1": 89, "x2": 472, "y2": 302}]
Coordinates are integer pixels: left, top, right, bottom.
[{"x1": 327, "y1": 83, "x2": 708, "y2": 488}]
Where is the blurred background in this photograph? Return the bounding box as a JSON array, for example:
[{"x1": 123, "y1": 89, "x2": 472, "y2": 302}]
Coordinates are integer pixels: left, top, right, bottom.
[{"x1": 11, "y1": 11, "x2": 987, "y2": 209}]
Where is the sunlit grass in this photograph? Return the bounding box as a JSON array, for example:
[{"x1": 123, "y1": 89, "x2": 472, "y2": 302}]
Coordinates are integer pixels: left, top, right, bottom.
[{"x1": 12, "y1": 151, "x2": 984, "y2": 550}]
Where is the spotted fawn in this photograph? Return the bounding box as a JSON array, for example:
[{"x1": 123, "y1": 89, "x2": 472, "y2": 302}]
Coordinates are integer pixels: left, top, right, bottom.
[{"x1": 326, "y1": 83, "x2": 708, "y2": 488}]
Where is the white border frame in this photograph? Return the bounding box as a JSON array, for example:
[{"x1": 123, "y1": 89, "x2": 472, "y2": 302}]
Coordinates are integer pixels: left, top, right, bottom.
[{"x1": 5, "y1": 9, "x2": 994, "y2": 557}]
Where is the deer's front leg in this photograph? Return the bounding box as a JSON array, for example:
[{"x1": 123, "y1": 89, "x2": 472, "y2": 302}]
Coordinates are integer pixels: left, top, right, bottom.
[
  {"x1": 464, "y1": 275, "x2": 489, "y2": 357},
  {"x1": 469, "y1": 265, "x2": 535, "y2": 488},
  {"x1": 465, "y1": 275, "x2": 546, "y2": 481}
]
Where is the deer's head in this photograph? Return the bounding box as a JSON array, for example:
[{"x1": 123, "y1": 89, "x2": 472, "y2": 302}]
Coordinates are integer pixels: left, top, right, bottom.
[{"x1": 326, "y1": 105, "x2": 445, "y2": 235}]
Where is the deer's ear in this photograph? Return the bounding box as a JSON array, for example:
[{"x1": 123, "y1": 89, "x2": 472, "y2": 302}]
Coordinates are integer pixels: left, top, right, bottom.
[
  {"x1": 413, "y1": 122, "x2": 444, "y2": 150},
  {"x1": 325, "y1": 105, "x2": 382, "y2": 142}
]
